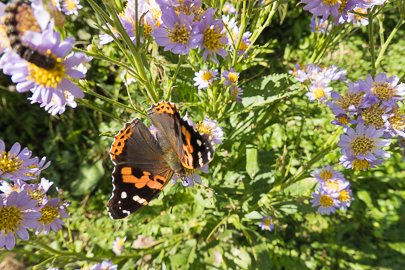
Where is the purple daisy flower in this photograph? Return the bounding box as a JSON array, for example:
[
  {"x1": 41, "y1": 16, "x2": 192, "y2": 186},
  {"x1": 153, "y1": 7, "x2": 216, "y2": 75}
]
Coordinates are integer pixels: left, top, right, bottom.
[
  {"x1": 195, "y1": 118, "x2": 224, "y2": 145},
  {"x1": 337, "y1": 186, "x2": 353, "y2": 210},
  {"x1": 329, "y1": 81, "x2": 366, "y2": 115},
  {"x1": 346, "y1": 6, "x2": 369, "y2": 26},
  {"x1": 306, "y1": 84, "x2": 332, "y2": 103},
  {"x1": 362, "y1": 73, "x2": 405, "y2": 109},
  {"x1": 152, "y1": 7, "x2": 200, "y2": 55},
  {"x1": 230, "y1": 85, "x2": 243, "y2": 102},
  {"x1": 259, "y1": 216, "x2": 274, "y2": 231},
  {"x1": 383, "y1": 108, "x2": 405, "y2": 138},
  {"x1": 36, "y1": 197, "x2": 68, "y2": 234},
  {"x1": 302, "y1": 0, "x2": 341, "y2": 20},
  {"x1": 320, "y1": 177, "x2": 350, "y2": 193},
  {"x1": 223, "y1": 2, "x2": 237, "y2": 14},
  {"x1": 0, "y1": 24, "x2": 91, "y2": 114},
  {"x1": 0, "y1": 140, "x2": 44, "y2": 181},
  {"x1": 359, "y1": 0, "x2": 386, "y2": 8},
  {"x1": 338, "y1": 123, "x2": 391, "y2": 170},
  {"x1": 90, "y1": 260, "x2": 118, "y2": 270},
  {"x1": 310, "y1": 16, "x2": 331, "y2": 33},
  {"x1": 331, "y1": 113, "x2": 356, "y2": 127},
  {"x1": 112, "y1": 236, "x2": 126, "y2": 255},
  {"x1": 61, "y1": 0, "x2": 82, "y2": 16},
  {"x1": 0, "y1": 191, "x2": 41, "y2": 250},
  {"x1": 222, "y1": 68, "x2": 239, "y2": 86},
  {"x1": 311, "y1": 188, "x2": 340, "y2": 215},
  {"x1": 311, "y1": 165, "x2": 345, "y2": 183},
  {"x1": 0, "y1": 179, "x2": 24, "y2": 199},
  {"x1": 21, "y1": 178, "x2": 53, "y2": 206},
  {"x1": 195, "y1": 8, "x2": 228, "y2": 62},
  {"x1": 193, "y1": 69, "x2": 218, "y2": 90}
]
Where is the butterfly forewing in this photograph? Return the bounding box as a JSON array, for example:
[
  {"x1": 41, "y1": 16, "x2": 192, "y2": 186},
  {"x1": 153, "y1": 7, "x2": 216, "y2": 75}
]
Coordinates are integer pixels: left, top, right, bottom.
[{"x1": 108, "y1": 119, "x2": 173, "y2": 219}]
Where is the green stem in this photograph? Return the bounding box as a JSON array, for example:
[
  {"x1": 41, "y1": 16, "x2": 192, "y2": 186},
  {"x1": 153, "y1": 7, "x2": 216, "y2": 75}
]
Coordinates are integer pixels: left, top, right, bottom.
[
  {"x1": 165, "y1": 55, "x2": 184, "y2": 100},
  {"x1": 375, "y1": 17, "x2": 404, "y2": 68},
  {"x1": 232, "y1": 0, "x2": 247, "y2": 66},
  {"x1": 368, "y1": 8, "x2": 376, "y2": 76}
]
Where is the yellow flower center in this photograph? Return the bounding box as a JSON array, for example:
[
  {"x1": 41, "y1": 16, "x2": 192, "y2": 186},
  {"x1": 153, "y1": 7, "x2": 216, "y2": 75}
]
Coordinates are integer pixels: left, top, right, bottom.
[
  {"x1": 314, "y1": 87, "x2": 326, "y2": 99},
  {"x1": 263, "y1": 217, "x2": 272, "y2": 227},
  {"x1": 65, "y1": 0, "x2": 77, "y2": 11},
  {"x1": 324, "y1": 180, "x2": 340, "y2": 192},
  {"x1": 228, "y1": 72, "x2": 238, "y2": 84},
  {"x1": 27, "y1": 189, "x2": 45, "y2": 205},
  {"x1": 336, "y1": 92, "x2": 363, "y2": 111},
  {"x1": 353, "y1": 7, "x2": 367, "y2": 20},
  {"x1": 362, "y1": 104, "x2": 385, "y2": 129},
  {"x1": 143, "y1": 23, "x2": 152, "y2": 38},
  {"x1": 202, "y1": 71, "x2": 213, "y2": 81},
  {"x1": 0, "y1": 206, "x2": 22, "y2": 233},
  {"x1": 319, "y1": 195, "x2": 334, "y2": 207},
  {"x1": 352, "y1": 159, "x2": 370, "y2": 171},
  {"x1": 389, "y1": 109, "x2": 405, "y2": 131},
  {"x1": 337, "y1": 115, "x2": 350, "y2": 125},
  {"x1": 319, "y1": 170, "x2": 333, "y2": 181},
  {"x1": 372, "y1": 82, "x2": 395, "y2": 101},
  {"x1": 38, "y1": 205, "x2": 59, "y2": 224},
  {"x1": 239, "y1": 40, "x2": 248, "y2": 51},
  {"x1": 203, "y1": 26, "x2": 225, "y2": 51},
  {"x1": 338, "y1": 0, "x2": 348, "y2": 13},
  {"x1": 350, "y1": 135, "x2": 374, "y2": 156},
  {"x1": 168, "y1": 23, "x2": 190, "y2": 45},
  {"x1": 0, "y1": 25, "x2": 10, "y2": 49},
  {"x1": 195, "y1": 123, "x2": 213, "y2": 137},
  {"x1": 338, "y1": 190, "x2": 350, "y2": 202},
  {"x1": 28, "y1": 56, "x2": 65, "y2": 88},
  {"x1": 0, "y1": 152, "x2": 23, "y2": 174},
  {"x1": 322, "y1": 0, "x2": 340, "y2": 6}
]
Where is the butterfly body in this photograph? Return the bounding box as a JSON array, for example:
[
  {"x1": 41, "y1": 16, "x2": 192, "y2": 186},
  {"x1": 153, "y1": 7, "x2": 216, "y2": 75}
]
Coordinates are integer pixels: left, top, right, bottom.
[{"x1": 108, "y1": 101, "x2": 214, "y2": 219}]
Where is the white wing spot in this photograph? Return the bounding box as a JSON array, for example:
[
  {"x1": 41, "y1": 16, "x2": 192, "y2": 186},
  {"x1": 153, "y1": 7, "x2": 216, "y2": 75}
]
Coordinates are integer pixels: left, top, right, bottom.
[
  {"x1": 121, "y1": 192, "x2": 127, "y2": 199},
  {"x1": 197, "y1": 139, "x2": 202, "y2": 146}
]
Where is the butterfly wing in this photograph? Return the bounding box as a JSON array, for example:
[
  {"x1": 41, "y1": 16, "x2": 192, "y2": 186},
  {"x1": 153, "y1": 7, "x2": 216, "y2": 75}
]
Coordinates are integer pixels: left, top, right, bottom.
[
  {"x1": 108, "y1": 119, "x2": 173, "y2": 219},
  {"x1": 147, "y1": 101, "x2": 214, "y2": 171}
]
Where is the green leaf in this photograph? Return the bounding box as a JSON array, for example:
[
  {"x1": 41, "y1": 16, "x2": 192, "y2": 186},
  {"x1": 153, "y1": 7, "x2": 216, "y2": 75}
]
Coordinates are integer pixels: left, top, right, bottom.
[
  {"x1": 357, "y1": 190, "x2": 373, "y2": 208},
  {"x1": 244, "y1": 211, "x2": 263, "y2": 219},
  {"x1": 70, "y1": 160, "x2": 104, "y2": 196},
  {"x1": 246, "y1": 145, "x2": 259, "y2": 179},
  {"x1": 284, "y1": 177, "x2": 317, "y2": 197}
]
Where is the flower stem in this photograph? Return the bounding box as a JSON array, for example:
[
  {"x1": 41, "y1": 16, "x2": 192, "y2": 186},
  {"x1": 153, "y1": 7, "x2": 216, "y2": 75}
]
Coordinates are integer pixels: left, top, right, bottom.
[
  {"x1": 368, "y1": 8, "x2": 377, "y2": 76},
  {"x1": 375, "y1": 17, "x2": 404, "y2": 68}
]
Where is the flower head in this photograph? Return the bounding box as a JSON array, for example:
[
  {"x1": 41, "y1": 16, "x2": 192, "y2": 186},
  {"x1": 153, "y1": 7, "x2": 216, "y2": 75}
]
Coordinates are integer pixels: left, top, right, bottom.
[
  {"x1": 193, "y1": 69, "x2": 218, "y2": 90},
  {"x1": 306, "y1": 84, "x2": 332, "y2": 102},
  {"x1": 195, "y1": 118, "x2": 224, "y2": 145},
  {"x1": 302, "y1": 0, "x2": 342, "y2": 20},
  {"x1": 112, "y1": 236, "x2": 126, "y2": 255},
  {"x1": 222, "y1": 2, "x2": 237, "y2": 14},
  {"x1": 311, "y1": 165, "x2": 345, "y2": 183},
  {"x1": 195, "y1": 8, "x2": 228, "y2": 62},
  {"x1": 153, "y1": 7, "x2": 200, "y2": 55},
  {"x1": 0, "y1": 24, "x2": 91, "y2": 114},
  {"x1": 90, "y1": 260, "x2": 118, "y2": 270},
  {"x1": 337, "y1": 186, "x2": 353, "y2": 210},
  {"x1": 259, "y1": 216, "x2": 274, "y2": 231},
  {"x1": 0, "y1": 191, "x2": 41, "y2": 250},
  {"x1": 61, "y1": 0, "x2": 82, "y2": 16},
  {"x1": 311, "y1": 188, "x2": 340, "y2": 215},
  {"x1": 36, "y1": 198, "x2": 68, "y2": 234},
  {"x1": 310, "y1": 16, "x2": 331, "y2": 33},
  {"x1": 222, "y1": 68, "x2": 239, "y2": 86}
]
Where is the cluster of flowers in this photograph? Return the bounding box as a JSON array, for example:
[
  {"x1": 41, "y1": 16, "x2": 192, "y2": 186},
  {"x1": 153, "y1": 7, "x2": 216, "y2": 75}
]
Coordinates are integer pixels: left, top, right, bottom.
[
  {"x1": 329, "y1": 73, "x2": 404, "y2": 170},
  {"x1": 0, "y1": 139, "x2": 68, "y2": 250},
  {"x1": 304, "y1": 0, "x2": 386, "y2": 33},
  {"x1": 311, "y1": 166, "x2": 353, "y2": 215},
  {"x1": 49, "y1": 0, "x2": 83, "y2": 16},
  {"x1": 0, "y1": 0, "x2": 90, "y2": 115},
  {"x1": 292, "y1": 63, "x2": 404, "y2": 170},
  {"x1": 100, "y1": 0, "x2": 250, "y2": 101},
  {"x1": 290, "y1": 63, "x2": 347, "y2": 103}
]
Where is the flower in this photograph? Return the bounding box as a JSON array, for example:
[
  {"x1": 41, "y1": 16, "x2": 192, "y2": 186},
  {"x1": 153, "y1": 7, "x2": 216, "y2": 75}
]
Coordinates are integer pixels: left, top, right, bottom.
[
  {"x1": 22, "y1": 178, "x2": 53, "y2": 206},
  {"x1": 0, "y1": 24, "x2": 91, "y2": 114},
  {"x1": 222, "y1": 2, "x2": 237, "y2": 14},
  {"x1": 306, "y1": 84, "x2": 332, "y2": 102},
  {"x1": 362, "y1": 73, "x2": 405, "y2": 109},
  {"x1": 222, "y1": 68, "x2": 239, "y2": 85},
  {"x1": 329, "y1": 81, "x2": 366, "y2": 115},
  {"x1": 61, "y1": 0, "x2": 82, "y2": 16},
  {"x1": 311, "y1": 165, "x2": 345, "y2": 183},
  {"x1": 338, "y1": 123, "x2": 391, "y2": 170},
  {"x1": 0, "y1": 191, "x2": 41, "y2": 250},
  {"x1": 195, "y1": 118, "x2": 224, "y2": 145},
  {"x1": 152, "y1": 7, "x2": 200, "y2": 55},
  {"x1": 90, "y1": 260, "x2": 118, "y2": 270},
  {"x1": 259, "y1": 216, "x2": 274, "y2": 231},
  {"x1": 346, "y1": 6, "x2": 369, "y2": 26},
  {"x1": 36, "y1": 198, "x2": 68, "y2": 234},
  {"x1": 195, "y1": 8, "x2": 228, "y2": 62},
  {"x1": 230, "y1": 85, "x2": 243, "y2": 102},
  {"x1": 311, "y1": 188, "x2": 340, "y2": 215},
  {"x1": 112, "y1": 236, "x2": 126, "y2": 255},
  {"x1": 302, "y1": 0, "x2": 342, "y2": 20},
  {"x1": 337, "y1": 186, "x2": 353, "y2": 210},
  {"x1": 0, "y1": 140, "x2": 47, "y2": 181},
  {"x1": 193, "y1": 69, "x2": 218, "y2": 90},
  {"x1": 310, "y1": 16, "x2": 331, "y2": 33}
]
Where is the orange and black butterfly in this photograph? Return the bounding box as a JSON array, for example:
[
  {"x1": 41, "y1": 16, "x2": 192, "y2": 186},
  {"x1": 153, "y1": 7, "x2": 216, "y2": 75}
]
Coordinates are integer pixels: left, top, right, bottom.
[{"x1": 2, "y1": 0, "x2": 55, "y2": 69}]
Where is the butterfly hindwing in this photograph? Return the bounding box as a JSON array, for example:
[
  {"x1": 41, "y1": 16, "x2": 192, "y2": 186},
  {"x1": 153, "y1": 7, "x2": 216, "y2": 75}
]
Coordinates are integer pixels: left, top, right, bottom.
[{"x1": 108, "y1": 119, "x2": 173, "y2": 219}]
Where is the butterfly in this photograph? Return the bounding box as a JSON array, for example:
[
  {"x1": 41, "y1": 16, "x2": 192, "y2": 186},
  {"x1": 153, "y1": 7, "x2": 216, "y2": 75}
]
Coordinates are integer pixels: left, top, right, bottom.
[
  {"x1": 3, "y1": 0, "x2": 56, "y2": 69},
  {"x1": 107, "y1": 101, "x2": 214, "y2": 219}
]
